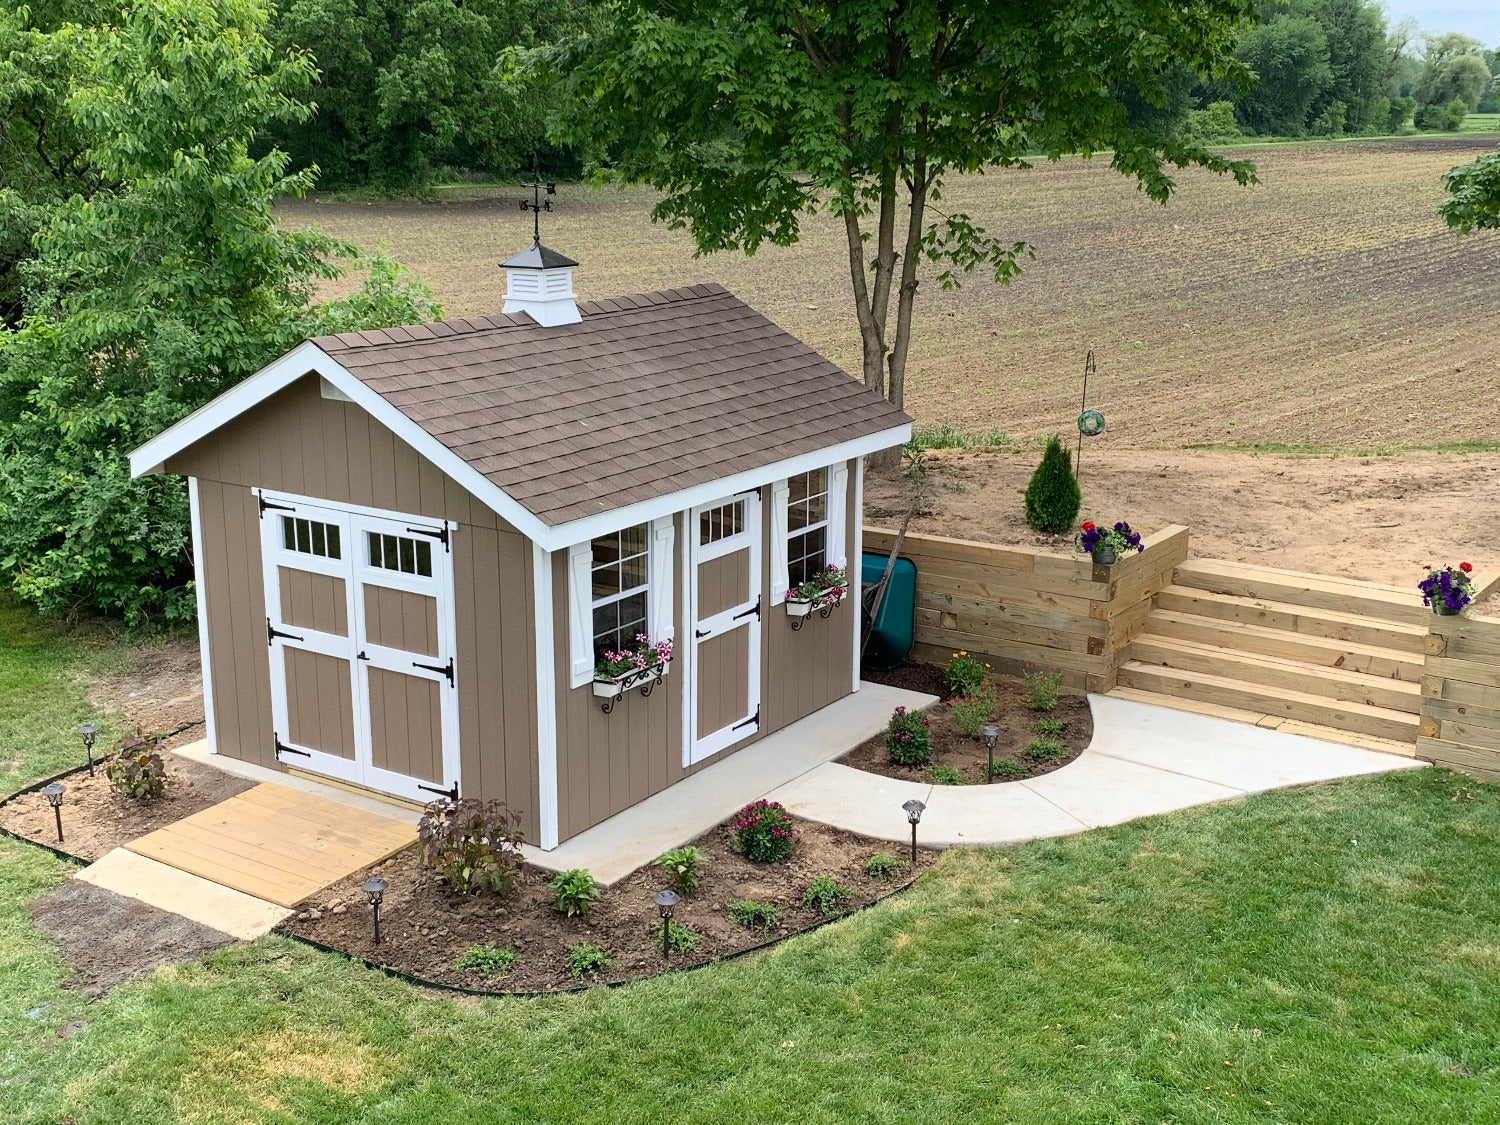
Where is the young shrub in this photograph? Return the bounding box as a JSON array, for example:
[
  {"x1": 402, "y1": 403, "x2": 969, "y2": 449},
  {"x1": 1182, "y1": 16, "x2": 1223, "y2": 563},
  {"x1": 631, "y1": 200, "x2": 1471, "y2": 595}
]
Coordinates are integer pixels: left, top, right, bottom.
[
  {"x1": 418, "y1": 798, "x2": 528, "y2": 897},
  {"x1": 660, "y1": 920, "x2": 702, "y2": 954},
  {"x1": 864, "y1": 853, "x2": 905, "y2": 881},
  {"x1": 884, "y1": 705, "x2": 932, "y2": 767},
  {"x1": 729, "y1": 800, "x2": 797, "y2": 863},
  {"x1": 951, "y1": 687, "x2": 996, "y2": 737},
  {"x1": 652, "y1": 845, "x2": 703, "y2": 895},
  {"x1": 549, "y1": 869, "x2": 602, "y2": 917},
  {"x1": 728, "y1": 899, "x2": 779, "y2": 931},
  {"x1": 566, "y1": 942, "x2": 612, "y2": 980},
  {"x1": 989, "y1": 758, "x2": 1030, "y2": 781},
  {"x1": 931, "y1": 764, "x2": 966, "y2": 786},
  {"x1": 106, "y1": 730, "x2": 167, "y2": 800},
  {"x1": 802, "y1": 875, "x2": 854, "y2": 915},
  {"x1": 1023, "y1": 434, "x2": 1081, "y2": 534},
  {"x1": 453, "y1": 944, "x2": 519, "y2": 977},
  {"x1": 1025, "y1": 737, "x2": 1068, "y2": 762},
  {"x1": 1022, "y1": 665, "x2": 1063, "y2": 712},
  {"x1": 942, "y1": 650, "x2": 989, "y2": 697},
  {"x1": 1033, "y1": 717, "x2": 1064, "y2": 737}
]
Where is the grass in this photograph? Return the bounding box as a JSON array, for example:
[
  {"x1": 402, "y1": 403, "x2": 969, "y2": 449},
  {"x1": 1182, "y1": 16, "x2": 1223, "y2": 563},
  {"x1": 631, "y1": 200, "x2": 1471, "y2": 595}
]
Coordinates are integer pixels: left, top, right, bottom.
[
  {"x1": 1460, "y1": 113, "x2": 1500, "y2": 133},
  {"x1": 908, "y1": 423, "x2": 1013, "y2": 451},
  {"x1": 5, "y1": 604, "x2": 1500, "y2": 1120}
]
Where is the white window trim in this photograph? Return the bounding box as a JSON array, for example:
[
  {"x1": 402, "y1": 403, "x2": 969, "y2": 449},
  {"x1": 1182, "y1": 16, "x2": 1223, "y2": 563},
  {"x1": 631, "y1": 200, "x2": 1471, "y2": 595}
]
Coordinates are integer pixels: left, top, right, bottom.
[
  {"x1": 187, "y1": 477, "x2": 218, "y2": 754},
  {"x1": 567, "y1": 516, "x2": 675, "y2": 689},
  {"x1": 771, "y1": 462, "x2": 847, "y2": 604}
]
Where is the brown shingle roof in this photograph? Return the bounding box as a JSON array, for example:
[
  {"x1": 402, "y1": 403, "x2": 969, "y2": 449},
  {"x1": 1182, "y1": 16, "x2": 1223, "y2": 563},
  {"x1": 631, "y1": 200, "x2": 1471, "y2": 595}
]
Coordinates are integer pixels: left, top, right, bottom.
[{"x1": 313, "y1": 284, "x2": 909, "y2": 527}]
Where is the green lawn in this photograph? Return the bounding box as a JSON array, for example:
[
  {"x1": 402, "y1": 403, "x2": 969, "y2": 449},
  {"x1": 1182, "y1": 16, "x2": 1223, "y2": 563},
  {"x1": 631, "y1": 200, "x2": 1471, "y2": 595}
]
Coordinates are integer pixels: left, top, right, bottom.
[{"x1": 3, "y1": 599, "x2": 1500, "y2": 1123}]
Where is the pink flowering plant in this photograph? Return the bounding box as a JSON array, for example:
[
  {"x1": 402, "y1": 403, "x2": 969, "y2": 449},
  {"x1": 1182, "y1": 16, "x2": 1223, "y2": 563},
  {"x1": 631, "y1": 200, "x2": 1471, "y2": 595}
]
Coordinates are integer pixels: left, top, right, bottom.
[
  {"x1": 595, "y1": 633, "x2": 673, "y2": 685},
  {"x1": 884, "y1": 705, "x2": 932, "y2": 767},
  {"x1": 786, "y1": 563, "x2": 849, "y2": 607},
  {"x1": 1419, "y1": 561, "x2": 1475, "y2": 613},
  {"x1": 729, "y1": 799, "x2": 797, "y2": 863}
]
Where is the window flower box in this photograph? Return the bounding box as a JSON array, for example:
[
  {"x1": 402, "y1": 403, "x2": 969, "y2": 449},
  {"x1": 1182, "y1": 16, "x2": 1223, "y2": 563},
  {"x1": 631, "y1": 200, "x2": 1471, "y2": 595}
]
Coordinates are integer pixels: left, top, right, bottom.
[
  {"x1": 593, "y1": 635, "x2": 672, "y2": 712},
  {"x1": 785, "y1": 588, "x2": 846, "y2": 618},
  {"x1": 785, "y1": 565, "x2": 848, "y2": 628}
]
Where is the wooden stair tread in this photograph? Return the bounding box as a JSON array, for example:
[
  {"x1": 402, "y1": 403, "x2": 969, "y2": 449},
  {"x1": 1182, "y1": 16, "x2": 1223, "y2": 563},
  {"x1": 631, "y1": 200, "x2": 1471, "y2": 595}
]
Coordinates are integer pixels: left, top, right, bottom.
[
  {"x1": 1174, "y1": 559, "x2": 1429, "y2": 625},
  {"x1": 1145, "y1": 609, "x2": 1423, "y2": 676},
  {"x1": 1155, "y1": 585, "x2": 1428, "y2": 651},
  {"x1": 1177, "y1": 557, "x2": 1418, "y2": 599}
]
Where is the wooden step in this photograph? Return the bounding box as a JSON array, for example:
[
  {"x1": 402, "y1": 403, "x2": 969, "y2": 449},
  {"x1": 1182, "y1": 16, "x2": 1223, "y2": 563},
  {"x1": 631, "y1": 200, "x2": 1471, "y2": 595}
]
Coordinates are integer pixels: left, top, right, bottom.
[
  {"x1": 1116, "y1": 661, "x2": 1420, "y2": 744},
  {"x1": 1155, "y1": 586, "x2": 1428, "y2": 654},
  {"x1": 1143, "y1": 609, "x2": 1424, "y2": 682},
  {"x1": 1129, "y1": 635, "x2": 1423, "y2": 714},
  {"x1": 1174, "y1": 558, "x2": 1430, "y2": 625}
]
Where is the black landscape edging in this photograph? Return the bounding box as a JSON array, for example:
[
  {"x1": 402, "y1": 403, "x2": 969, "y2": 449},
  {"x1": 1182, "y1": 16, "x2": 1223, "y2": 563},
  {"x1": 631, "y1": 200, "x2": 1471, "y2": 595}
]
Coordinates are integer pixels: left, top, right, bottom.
[{"x1": 0, "y1": 763, "x2": 96, "y2": 867}]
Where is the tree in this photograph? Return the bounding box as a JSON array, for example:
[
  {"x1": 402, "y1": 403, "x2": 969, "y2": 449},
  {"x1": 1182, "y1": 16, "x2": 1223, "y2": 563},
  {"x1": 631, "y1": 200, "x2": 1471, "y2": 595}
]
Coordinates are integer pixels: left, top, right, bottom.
[
  {"x1": 542, "y1": 0, "x2": 1258, "y2": 422},
  {"x1": 0, "y1": 0, "x2": 439, "y2": 624},
  {"x1": 1234, "y1": 15, "x2": 1334, "y2": 135},
  {"x1": 1024, "y1": 435, "x2": 1081, "y2": 534},
  {"x1": 1414, "y1": 33, "x2": 1491, "y2": 112},
  {"x1": 1441, "y1": 147, "x2": 1500, "y2": 233}
]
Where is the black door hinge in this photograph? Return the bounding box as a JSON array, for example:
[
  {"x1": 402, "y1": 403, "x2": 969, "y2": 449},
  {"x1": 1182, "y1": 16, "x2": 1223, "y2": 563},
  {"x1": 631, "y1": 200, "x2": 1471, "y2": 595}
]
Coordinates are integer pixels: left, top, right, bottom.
[
  {"x1": 258, "y1": 494, "x2": 295, "y2": 517},
  {"x1": 412, "y1": 655, "x2": 455, "y2": 687},
  {"x1": 274, "y1": 734, "x2": 309, "y2": 759},
  {"x1": 267, "y1": 618, "x2": 305, "y2": 645},
  {"x1": 405, "y1": 524, "x2": 451, "y2": 552},
  {"x1": 732, "y1": 706, "x2": 761, "y2": 732},
  {"x1": 417, "y1": 779, "x2": 459, "y2": 802},
  {"x1": 732, "y1": 599, "x2": 762, "y2": 622}
]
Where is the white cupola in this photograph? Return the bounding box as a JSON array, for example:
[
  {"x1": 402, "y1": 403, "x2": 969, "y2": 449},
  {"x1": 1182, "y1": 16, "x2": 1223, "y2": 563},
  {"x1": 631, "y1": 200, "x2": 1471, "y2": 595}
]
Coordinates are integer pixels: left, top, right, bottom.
[{"x1": 500, "y1": 240, "x2": 581, "y2": 327}]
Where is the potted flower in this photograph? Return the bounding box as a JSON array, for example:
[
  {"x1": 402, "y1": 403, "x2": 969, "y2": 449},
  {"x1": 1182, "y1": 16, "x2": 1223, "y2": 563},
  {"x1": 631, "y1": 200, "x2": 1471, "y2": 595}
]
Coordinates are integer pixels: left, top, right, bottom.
[
  {"x1": 1419, "y1": 562, "x2": 1475, "y2": 616},
  {"x1": 593, "y1": 634, "x2": 673, "y2": 699},
  {"x1": 1076, "y1": 520, "x2": 1144, "y2": 565},
  {"x1": 785, "y1": 563, "x2": 849, "y2": 618}
]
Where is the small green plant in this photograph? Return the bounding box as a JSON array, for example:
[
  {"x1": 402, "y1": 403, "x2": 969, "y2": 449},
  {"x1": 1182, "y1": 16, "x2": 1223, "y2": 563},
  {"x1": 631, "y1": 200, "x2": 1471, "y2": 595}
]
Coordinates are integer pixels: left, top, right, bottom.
[
  {"x1": 951, "y1": 686, "x2": 996, "y2": 737},
  {"x1": 106, "y1": 730, "x2": 167, "y2": 800},
  {"x1": 884, "y1": 705, "x2": 932, "y2": 766},
  {"x1": 729, "y1": 800, "x2": 797, "y2": 863},
  {"x1": 931, "y1": 764, "x2": 966, "y2": 785},
  {"x1": 1023, "y1": 433, "x2": 1081, "y2": 534},
  {"x1": 864, "y1": 853, "x2": 905, "y2": 881},
  {"x1": 942, "y1": 650, "x2": 989, "y2": 697},
  {"x1": 728, "y1": 899, "x2": 780, "y2": 931},
  {"x1": 418, "y1": 797, "x2": 528, "y2": 897},
  {"x1": 453, "y1": 943, "x2": 519, "y2": 977},
  {"x1": 1022, "y1": 665, "x2": 1063, "y2": 712},
  {"x1": 566, "y1": 942, "x2": 612, "y2": 980},
  {"x1": 1033, "y1": 717, "x2": 1064, "y2": 737},
  {"x1": 1025, "y1": 737, "x2": 1068, "y2": 762},
  {"x1": 908, "y1": 423, "x2": 1012, "y2": 451},
  {"x1": 660, "y1": 920, "x2": 702, "y2": 954},
  {"x1": 989, "y1": 758, "x2": 1030, "y2": 781},
  {"x1": 549, "y1": 869, "x2": 602, "y2": 917},
  {"x1": 802, "y1": 875, "x2": 854, "y2": 915},
  {"x1": 652, "y1": 846, "x2": 703, "y2": 894}
]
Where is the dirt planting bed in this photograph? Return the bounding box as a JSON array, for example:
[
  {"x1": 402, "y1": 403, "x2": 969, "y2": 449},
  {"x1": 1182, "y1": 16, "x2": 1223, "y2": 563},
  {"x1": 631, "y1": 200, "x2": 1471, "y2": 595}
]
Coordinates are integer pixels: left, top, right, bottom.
[{"x1": 279, "y1": 814, "x2": 935, "y2": 993}]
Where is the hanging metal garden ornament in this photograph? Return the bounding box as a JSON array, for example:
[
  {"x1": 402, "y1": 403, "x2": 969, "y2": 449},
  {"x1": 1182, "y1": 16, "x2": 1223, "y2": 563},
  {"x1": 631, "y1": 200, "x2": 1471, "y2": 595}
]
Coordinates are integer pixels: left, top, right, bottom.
[
  {"x1": 1077, "y1": 408, "x2": 1106, "y2": 436},
  {"x1": 1073, "y1": 350, "x2": 1105, "y2": 481}
]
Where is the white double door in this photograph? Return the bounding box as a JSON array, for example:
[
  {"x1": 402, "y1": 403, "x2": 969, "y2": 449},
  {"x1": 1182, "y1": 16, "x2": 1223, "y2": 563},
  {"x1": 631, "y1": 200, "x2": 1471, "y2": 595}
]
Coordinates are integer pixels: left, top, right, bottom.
[{"x1": 259, "y1": 490, "x2": 460, "y2": 803}]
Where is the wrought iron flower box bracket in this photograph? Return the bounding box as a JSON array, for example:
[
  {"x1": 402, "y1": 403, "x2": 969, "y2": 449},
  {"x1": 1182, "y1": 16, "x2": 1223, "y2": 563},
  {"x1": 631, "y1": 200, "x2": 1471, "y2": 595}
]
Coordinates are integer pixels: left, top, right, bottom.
[
  {"x1": 593, "y1": 662, "x2": 669, "y2": 714},
  {"x1": 786, "y1": 590, "x2": 846, "y2": 631}
]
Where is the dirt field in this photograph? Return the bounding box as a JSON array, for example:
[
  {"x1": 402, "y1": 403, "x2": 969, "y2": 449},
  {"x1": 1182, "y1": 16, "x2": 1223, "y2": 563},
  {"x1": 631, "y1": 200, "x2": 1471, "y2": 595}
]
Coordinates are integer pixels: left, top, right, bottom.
[{"x1": 278, "y1": 135, "x2": 1500, "y2": 452}]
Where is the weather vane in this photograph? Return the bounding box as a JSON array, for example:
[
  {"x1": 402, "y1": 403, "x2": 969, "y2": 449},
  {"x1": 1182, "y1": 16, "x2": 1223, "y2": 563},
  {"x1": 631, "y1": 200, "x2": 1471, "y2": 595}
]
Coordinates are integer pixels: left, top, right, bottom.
[{"x1": 518, "y1": 156, "x2": 557, "y2": 243}]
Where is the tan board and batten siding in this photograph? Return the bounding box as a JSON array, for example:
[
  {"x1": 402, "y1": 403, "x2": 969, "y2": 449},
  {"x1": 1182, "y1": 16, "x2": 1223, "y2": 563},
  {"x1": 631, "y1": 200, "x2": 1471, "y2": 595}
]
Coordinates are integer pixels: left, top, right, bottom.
[
  {"x1": 167, "y1": 375, "x2": 542, "y2": 840},
  {"x1": 550, "y1": 465, "x2": 857, "y2": 842}
]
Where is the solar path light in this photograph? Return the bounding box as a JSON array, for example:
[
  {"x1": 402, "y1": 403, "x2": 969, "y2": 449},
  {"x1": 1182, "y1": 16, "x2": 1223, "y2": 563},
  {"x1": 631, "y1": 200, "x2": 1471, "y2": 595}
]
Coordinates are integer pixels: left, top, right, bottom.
[
  {"x1": 362, "y1": 875, "x2": 389, "y2": 945},
  {"x1": 655, "y1": 888, "x2": 680, "y2": 959},
  {"x1": 42, "y1": 781, "x2": 66, "y2": 843},
  {"x1": 981, "y1": 724, "x2": 1000, "y2": 784},
  {"x1": 77, "y1": 722, "x2": 98, "y2": 777},
  {"x1": 902, "y1": 798, "x2": 926, "y2": 865}
]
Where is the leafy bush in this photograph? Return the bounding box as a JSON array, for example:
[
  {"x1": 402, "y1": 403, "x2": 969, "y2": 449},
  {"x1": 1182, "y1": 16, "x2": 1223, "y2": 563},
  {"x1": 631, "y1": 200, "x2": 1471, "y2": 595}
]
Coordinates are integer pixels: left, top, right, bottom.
[
  {"x1": 802, "y1": 875, "x2": 854, "y2": 915},
  {"x1": 728, "y1": 899, "x2": 779, "y2": 931},
  {"x1": 989, "y1": 758, "x2": 1030, "y2": 781},
  {"x1": 1025, "y1": 738, "x2": 1068, "y2": 762},
  {"x1": 652, "y1": 846, "x2": 703, "y2": 894},
  {"x1": 1386, "y1": 95, "x2": 1417, "y2": 132},
  {"x1": 864, "y1": 853, "x2": 905, "y2": 881},
  {"x1": 1023, "y1": 665, "x2": 1063, "y2": 712},
  {"x1": 106, "y1": 731, "x2": 166, "y2": 799},
  {"x1": 931, "y1": 764, "x2": 966, "y2": 786},
  {"x1": 453, "y1": 944, "x2": 518, "y2": 977},
  {"x1": 1033, "y1": 717, "x2": 1064, "y2": 737},
  {"x1": 1023, "y1": 434, "x2": 1081, "y2": 534},
  {"x1": 884, "y1": 705, "x2": 932, "y2": 766},
  {"x1": 951, "y1": 687, "x2": 995, "y2": 737},
  {"x1": 729, "y1": 800, "x2": 797, "y2": 863},
  {"x1": 418, "y1": 798, "x2": 528, "y2": 897},
  {"x1": 942, "y1": 650, "x2": 989, "y2": 696},
  {"x1": 660, "y1": 920, "x2": 702, "y2": 954},
  {"x1": 566, "y1": 942, "x2": 612, "y2": 980},
  {"x1": 549, "y1": 869, "x2": 601, "y2": 917},
  {"x1": 1185, "y1": 99, "x2": 1241, "y2": 142}
]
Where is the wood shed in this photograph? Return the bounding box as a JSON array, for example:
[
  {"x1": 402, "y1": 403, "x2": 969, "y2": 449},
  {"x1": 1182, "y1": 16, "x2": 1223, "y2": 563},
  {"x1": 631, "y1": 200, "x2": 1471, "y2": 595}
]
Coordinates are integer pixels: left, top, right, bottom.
[{"x1": 130, "y1": 243, "x2": 910, "y2": 849}]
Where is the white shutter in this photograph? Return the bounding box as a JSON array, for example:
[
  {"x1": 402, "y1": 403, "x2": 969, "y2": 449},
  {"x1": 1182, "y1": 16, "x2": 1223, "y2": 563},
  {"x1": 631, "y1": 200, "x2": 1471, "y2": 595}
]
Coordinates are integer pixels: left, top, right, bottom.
[
  {"x1": 648, "y1": 515, "x2": 675, "y2": 644},
  {"x1": 567, "y1": 542, "x2": 593, "y2": 688},
  {"x1": 769, "y1": 478, "x2": 790, "y2": 605},
  {"x1": 826, "y1": 461, "x2": 849, "y2": 571}
]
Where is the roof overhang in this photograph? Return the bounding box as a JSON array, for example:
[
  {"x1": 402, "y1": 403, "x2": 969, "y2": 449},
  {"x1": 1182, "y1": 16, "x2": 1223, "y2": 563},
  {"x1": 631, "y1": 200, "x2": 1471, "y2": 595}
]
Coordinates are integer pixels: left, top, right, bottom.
[{"x1": 129, "y1": 343, "x2": 910, "y2": 553}]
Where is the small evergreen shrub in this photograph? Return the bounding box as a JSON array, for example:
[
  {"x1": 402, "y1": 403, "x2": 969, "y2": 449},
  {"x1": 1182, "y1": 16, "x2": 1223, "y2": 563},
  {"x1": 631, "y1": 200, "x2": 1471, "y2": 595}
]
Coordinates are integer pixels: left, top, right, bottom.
[
  {"x1": 728, "y1": 899, "x2": 779, "y2": 931},
  {"x1": 453, "y1": 944, "x2": 519, "y2": 977},
  {"x1": 989, "y1": 758, "x2": 1030, "y2": 781},
  {"x1": 729, "y1": 800, "x2": 797, "y2": 863},
  {"x1": 652, "y1": 846, "x2": 703, "y2": 894},
  {"x1": 931, "y1": 764, "x2": 966, "y2": 786},
  {"x1": 942, "y1": 650, "x2": 989, "y2": 697},
  {"x1": 1023, "y1": 434, "x2": 1081, "y2": 533},
  {"x1": 1025, "y1": 737, "x2": 1068, "y2": 762},
  {"x1": 802, "y1": 875, "x2": 854, "y2": 915},
  {"x1": 106, "y1": 730, "x2": 167, "y2": 800},
  {"x1": 549, "y1": 869, "x2": 602, "y2": 917},
  {"x1": 418, "y1": 798, "x2": 528, "y2": 897},
  {"x1": 864, "y1": 853, "x2": 905, "y2": 881},
  {"x1": 566, "y1": 942, "x2": 612, "y2": 979},
  {"x1": 951, "y1": 687, "x2": 995, "y2": 737},
  {"x1": 1023, "y1": 665, "x2": 1063, "y2": 712},
  {"x1": 885, "y1": 706, "x2": 932, "y2": 766}
]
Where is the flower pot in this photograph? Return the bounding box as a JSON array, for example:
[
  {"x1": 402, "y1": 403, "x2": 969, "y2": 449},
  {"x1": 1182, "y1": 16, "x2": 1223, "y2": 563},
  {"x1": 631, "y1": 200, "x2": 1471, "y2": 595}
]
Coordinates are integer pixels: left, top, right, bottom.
[
  {"x1": 1091, "y1": 544, "x2": 1117, "y2": 565},
  {"x1": 592, "y1": 679, "x2": 626, "y2": 700},
  {"x1": 1433, "y1": 603, "x2": 1461, "y2": 617},
  {"x1": 786, "y1": 590, "x2": 846, "y2": 617}
]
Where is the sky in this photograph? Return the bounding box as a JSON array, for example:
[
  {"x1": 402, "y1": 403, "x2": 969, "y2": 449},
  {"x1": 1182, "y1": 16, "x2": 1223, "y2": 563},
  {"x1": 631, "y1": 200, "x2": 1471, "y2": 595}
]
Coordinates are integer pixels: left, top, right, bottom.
[{"x1": 1386, "y1": 2, "x2": 1498, "y2": 46}]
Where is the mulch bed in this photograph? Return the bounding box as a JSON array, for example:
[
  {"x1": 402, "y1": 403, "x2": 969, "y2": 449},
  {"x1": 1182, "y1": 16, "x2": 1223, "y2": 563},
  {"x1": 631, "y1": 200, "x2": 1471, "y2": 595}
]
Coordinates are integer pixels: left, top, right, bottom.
[
  {"x1": 0, "y1": 756, "x2": 255, "y2": 863},
  {"x1": 279, "y1": 815, "x2": 936, "y2": 993},
  {"x1": 852, "y1": 663, "x2": 1092, "y2": 784}
]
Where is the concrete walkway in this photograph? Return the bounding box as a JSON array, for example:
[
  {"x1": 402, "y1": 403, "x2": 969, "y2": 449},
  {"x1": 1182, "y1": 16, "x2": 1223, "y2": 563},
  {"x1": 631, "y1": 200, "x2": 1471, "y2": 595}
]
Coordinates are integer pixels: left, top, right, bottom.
[{"x1": 768, "y1": 693, "x2": 1428, "y2": 847}]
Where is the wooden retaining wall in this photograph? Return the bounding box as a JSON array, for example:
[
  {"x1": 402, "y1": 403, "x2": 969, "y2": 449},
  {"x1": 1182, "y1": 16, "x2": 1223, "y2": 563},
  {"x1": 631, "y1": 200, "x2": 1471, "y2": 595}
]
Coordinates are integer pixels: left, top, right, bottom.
[
  {"x1": 863, "y1": 524, "x2": 1190, "y2": 693},
  {"x1": 1419, "y1": 613, "x2": 1500, "y2": 781}
]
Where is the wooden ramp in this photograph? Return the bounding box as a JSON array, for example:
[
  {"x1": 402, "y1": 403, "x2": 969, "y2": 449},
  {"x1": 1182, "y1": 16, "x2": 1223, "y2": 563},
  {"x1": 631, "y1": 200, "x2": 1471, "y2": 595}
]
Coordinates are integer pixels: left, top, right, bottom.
[{"x1": 125, "y1": 783, "x2": 416, "y2": 908}]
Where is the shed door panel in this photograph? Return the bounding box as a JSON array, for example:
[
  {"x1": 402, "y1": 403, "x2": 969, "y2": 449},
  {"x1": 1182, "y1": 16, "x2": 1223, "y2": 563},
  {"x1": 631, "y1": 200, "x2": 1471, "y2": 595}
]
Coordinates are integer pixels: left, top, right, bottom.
[
  {"x1": 363, "y1": 585, "x2": 439, "y2": 657},
  {"x1": 279, "y1": 568, "x2": 349, "y2": 636},
  {"x1": 695, "y1": 630, "x2": 751, "y2": 741},
  {"x1": 367, "y1": 666, "x2": 444, "y2": 783},
  {"x1": 283, "y1": 648, "x2": 357, "y2": 760}
]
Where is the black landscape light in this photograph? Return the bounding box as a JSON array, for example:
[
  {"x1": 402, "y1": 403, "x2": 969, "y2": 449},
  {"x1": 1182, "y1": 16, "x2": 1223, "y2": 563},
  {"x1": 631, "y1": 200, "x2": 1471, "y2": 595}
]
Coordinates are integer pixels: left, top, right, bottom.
[
  {"x1": 362, "y1": 875, "x2": 389, "y2": 945},
  {"x1": 902, "y1": 798, "x2": 926, "y2": 865},
  {"x1": 77, "y1": 722, "x2": 98, "y2": 777},
  {"x1": 654, "y1": 888, "x2": 680, "y2": 958},
  {"x1": 42, "y1": 782, "x2": 66, "y2": 843},
  {"x1": 981, "y1": 725, "x2": 1000, "y2": 784}
]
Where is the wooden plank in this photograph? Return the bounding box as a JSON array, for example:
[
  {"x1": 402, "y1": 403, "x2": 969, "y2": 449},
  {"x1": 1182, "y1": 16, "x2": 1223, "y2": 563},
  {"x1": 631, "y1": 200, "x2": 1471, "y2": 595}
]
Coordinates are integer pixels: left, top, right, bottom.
[
  {"x1": 1174, "y1": 560, "x2": 1429, "y2": 625},
  {"x1": 920, "y1": 575, "x2": 1099, "y2": 617},
  {"x1": 1423, "y1": 677, "x2": 1500, "y2": 709},
  {"x1": 914, "y1": 608, "x2": 1096, "y2": 656},
  {"x1": 1416, "y1": 736, "x2": 1500, "y2": 775},
  {"x1": 917, "y1": 589, "x2": 1103, "y2": 635},
  {"x1": 910, "y1": 555, "x2": 1111, "y2": 599},
  {"x1": 1106, "y1": 685, "x2": 1269, "y2": 726},
  {"x1": 1100, "y1": 526, "x2": 1190, "y2": 583},
  {"x1": 1146, "y1": 610, "x2": 1422, "y2": 681},
  {"x1": 1179, "y1": 556, "x2": 1418, "y2": 598},
  {"x1": 866, "y1": 527, "x2": 1049, "y2": 572},
  {"x1": 1419, "y1": 697, "x2": 1500, "y2": 734},
  {"x1": 1275, "y1": 720, "x2": 1419, "y2": 758},
  {"x1": 1155, "y1": 586, "x2": 1428, "y2": 652},
  {"x1": 1423, "y1": 655, "x2": 1500, "y2": 689},
  {"x1": 130, "y1": 834, "x2": 305, "y2": 906},
  {"x1": 1423, "y1": 715, "x2": 1500, "y2": 754}
]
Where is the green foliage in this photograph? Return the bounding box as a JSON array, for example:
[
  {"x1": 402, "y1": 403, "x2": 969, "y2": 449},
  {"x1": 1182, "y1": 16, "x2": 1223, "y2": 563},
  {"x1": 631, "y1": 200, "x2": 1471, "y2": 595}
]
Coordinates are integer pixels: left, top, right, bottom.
[
  {"x1": 105, "y1": 730, "x2": 166, "y2": 799},
  {"x1": 565, "y1": 941, "x2": 611, "y2": 980},
  {"x1": 863, "y1": 853, "x2": 905, "y2": 881},
  {"x1": 801, "y1": 875, "x2": 853, "y2": 916},
  {"x1": 1185, "y1": 100, "x2": 1241, "y2": 142},
  {"x1": 1234, "y1": 15, "x2": 1333, "y2": 136},
  {"x1": 930, "y1": 764, "x2": 966, "y2": 786},
  {"x1": 1386, "y1": 95, "x2": 1418, "y2": 132},
  {"x1": 660, "y1": 920, "x2": 702, "y2": 955},
  {"x1": 989, "y1": 758, "x2": 1030, "y2": 781},
  {"x1": 1025, "y1": 738, "x2": 1069, "y2": 763},
  {"x1": 884, "y1": 706, "x2": 932, "y2": 767},
  {"x1": 951, "y1": 687, "x2": 996, "y2": 738},
  {"x1": 1023, "y1": 667, "x2": 1063, "y2": 712},
  {"x1": 942, "y1": 651, "x2": 989, "y2": 697},
  {"x1": 1033, "y1": 717, "x2": 1064, "y2": 738},
  {"x1": 728, "y1": 800, "x2": 796, "y2": 864},
  {"x1": 548, "y1": 869, "x2": 601, "y2": 917},
  {"x1": 1415, "y1": 35, "x2": 1492, "y2": 113},
  {"x1": 652, "y1": 846, "x2": 702, "y2": 895},
  {"x1": 1416, "y1": 98, "x2": 1470, "y2": 132},
  {"x1": 418, "y1": 797, "x2": 528, "y2": 897},
  {"x1": 453, "y1": 943, "x2": 519, "y2": 977},
  {"x1": 727, "y1": 899, "x2": 778, "y2": 931},
  {"x1": 1024, "y1": 435, "x2": 1081, "y2": 534},
  {"x1": 907, "y1": 424, "x2": 1012, "y2": 451},
  {"x1": 1442, "y1": 147, "x2": 1500, "y2": 233}
]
